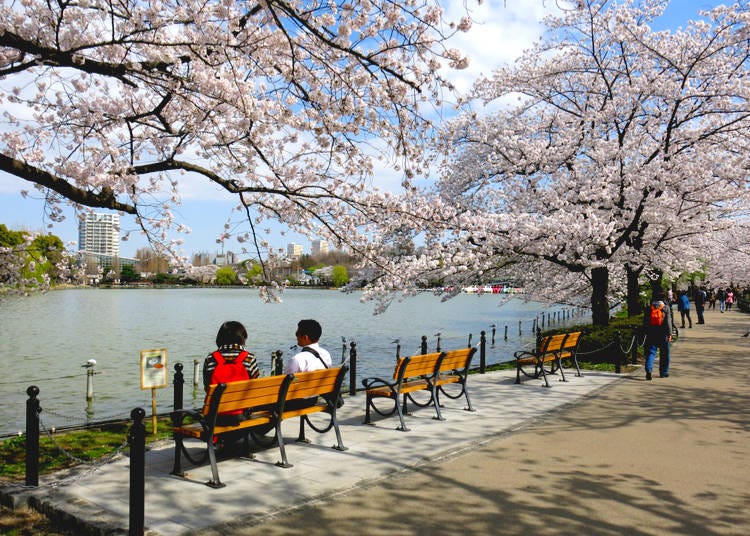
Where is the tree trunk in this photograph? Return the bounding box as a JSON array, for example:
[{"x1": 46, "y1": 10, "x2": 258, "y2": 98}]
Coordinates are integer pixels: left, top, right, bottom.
[
  {"x1": 626, "y1": 265, "x2": 643, "y2": 317},
  {"x1": 591, "y1": 266, "x2": 610, "y2": 326}
]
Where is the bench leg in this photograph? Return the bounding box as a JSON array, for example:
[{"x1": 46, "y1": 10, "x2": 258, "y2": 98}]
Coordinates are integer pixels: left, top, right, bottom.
[
  {"x1": 557, "y1": 357, "x2": 568, "y2": 382},
  {"x1": 395, "y1": 396, "x2": 410, "y2": 432},
  {"x1": 363, "y1": 394, "x2": 372, "y2": 425},
  {"x1": 171, "y1": 436, "x2": 184, "y2": 477},
  {"x1": 573, "y1": 356, "x2": 583, "y2": 377},
  {"x1": 462, "y1": 382, "x2": 475, "y2": 412},
  {"x1": 431, "y1": 387, "x2": 445, "y2": 421},
  {"x1": 331, "y1": 411, "x2": 348, "y2": 452},
  {"x1": 515, "y1": 363, "x2": 522, "y2": 384},
  {"x1": 274, "y1": 420, "x2": 293, "y2": 468},
  {"x1": 538, "y1": 360, "x2": 551, "y2": 388},
  {"x1": 297, "y1": 417, "x2": 310, "y2": 444},
  {"x1": 205, "y1": 439, "x2": 225, "y2": 489}
]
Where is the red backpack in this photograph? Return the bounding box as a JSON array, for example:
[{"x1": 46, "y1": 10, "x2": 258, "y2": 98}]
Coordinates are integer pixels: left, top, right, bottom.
[
  {"x1": 649, "y1": 304, "x2": 665, "y2": 326},
  {"x1": 210, "y1": 350, "x2": 250, "y2": 417},
  {"x1": 210, "y1": 350, "x2": 250, "y2": 385}
]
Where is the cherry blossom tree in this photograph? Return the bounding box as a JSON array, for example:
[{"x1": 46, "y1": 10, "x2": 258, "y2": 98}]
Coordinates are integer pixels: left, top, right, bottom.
[
  {"x1": 0, "y1": 0, "x2": 473, "y2": 289},
  {"x1": 361, "y1": 0, "x2": 750, "y2": 325}
]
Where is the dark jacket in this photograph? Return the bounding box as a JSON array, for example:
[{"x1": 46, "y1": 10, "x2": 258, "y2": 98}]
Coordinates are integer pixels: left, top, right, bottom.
[{"x1": 643, "y1": 300, "x2": 672, "y2": 342}]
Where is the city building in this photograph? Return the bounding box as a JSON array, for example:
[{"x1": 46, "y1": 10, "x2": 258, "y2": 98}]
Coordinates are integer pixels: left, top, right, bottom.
[
  {"x1": 77, "y1": 212, "x2": 135, "y2": 278},
  {"x1": 311, "y1": 239, "x2": 328, "y2": 257},
  {"x1": 287, "y1": 242, "x2": 303, "y2": 259},
  {"x1": 79, "y1": 212, "x2": 120, "y2": 256}
]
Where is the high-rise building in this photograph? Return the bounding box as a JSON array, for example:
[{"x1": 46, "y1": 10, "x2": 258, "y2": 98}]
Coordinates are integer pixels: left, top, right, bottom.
[
  {"x1": 287, "y1": 243, "x2": 303, "y2": 259},
  {"x1": 311, "y1": 239, "x2": 328, "y2": 257},
  {"x1": 79, "y1": 212, "x2": 120, "y2": 256}
]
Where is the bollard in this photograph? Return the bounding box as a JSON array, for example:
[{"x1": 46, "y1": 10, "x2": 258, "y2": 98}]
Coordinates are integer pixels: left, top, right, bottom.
[
  {"x1": 435, "y1": 332, "x2": 442, "y2": 353},
  {"x1": 271, "y1": 350, "x2": 284, "y2": 376},
  {"x1": 341, "y1": 337, "x2": 347, "y2": 363},
  {"x1": 518, "y1": 320, "x2": 522, "y2": 336},
  {"x1": 420, "y1": 335, "x2": 428, "y2": 355},
  {"x1": 614, "y1": 331, "x2": 622, "y2": 373},
  {"x1": 504, "y1": 325, "x2": 508, "y2": 341},
  {"x1": 490, "y1": 324, "x2": 496, "y2": 346},
  {"x1": 25, "y1": 385, "x2": 41, "y2": 487},
  {"x1": 349, "y1": 342, "x2": 357, "y2": 396},
  {"x1": 535, "y1": 327, "x2": 543, "y2": 351},
  {"x1": 173, "y1": 363, "x2": 184, "y2": 413},
  {"x1": 193, "y1": 359, "x2": 200, "y2": 388},
  {"x1": 480, "y1": 331, "x2": 486, "y2": 374},
  {"x1": 129, "y1": 407, "x2": 146, "y2": 536},
  {"x1": 392, "y1": 339, "x2": 401, "y2": 359},
  {"x1": 82, "y1": 359, "x2": 96, "y2": 403},
  {"x1": 467, "y1": 333, "x2": 472, "y2": 348}
]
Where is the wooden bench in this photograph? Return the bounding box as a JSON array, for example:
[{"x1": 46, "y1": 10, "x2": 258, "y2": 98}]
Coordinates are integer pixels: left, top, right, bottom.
[
  {"x1": 433, "y1": 347, "x2": 477, "y2": 414},
  {"x1": 171, "y1": 366, "x2": 348, "y2": 488},
  {"x1": 552, "y1": 330, "x2": 583, "y2": 378},
  {"x1": 362, "y1": 347, "x2": 476, "y2": 431},
  {"x1": 514, "y1": 333, "x2": 568, "y2": 387}
]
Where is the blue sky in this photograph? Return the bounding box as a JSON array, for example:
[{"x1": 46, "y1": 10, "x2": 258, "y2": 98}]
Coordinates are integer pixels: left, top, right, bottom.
[{"x1": 0, "y1": 0, "x2": 728, "y2": 259}]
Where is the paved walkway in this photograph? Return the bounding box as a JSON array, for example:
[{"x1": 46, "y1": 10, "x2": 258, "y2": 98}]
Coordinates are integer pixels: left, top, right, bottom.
[{"x1": 3, "y1": 308, "x2": 749, "y2": 535}]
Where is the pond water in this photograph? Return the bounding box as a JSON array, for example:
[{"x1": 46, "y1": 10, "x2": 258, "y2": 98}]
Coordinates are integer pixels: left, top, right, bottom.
[{"x1": 0, "y1": 287, "x2": 583, "y2": 436}]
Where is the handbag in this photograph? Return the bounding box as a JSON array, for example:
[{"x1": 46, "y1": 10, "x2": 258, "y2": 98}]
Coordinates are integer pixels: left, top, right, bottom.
[{"x1": 301, "y1": 346, "x2": 345, "y2": 408}]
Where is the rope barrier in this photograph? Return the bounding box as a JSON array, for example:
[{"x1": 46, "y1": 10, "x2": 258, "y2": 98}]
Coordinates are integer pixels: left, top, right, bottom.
[{"x1": 38, "y1": 415, "x2": 131, "y2": 487}]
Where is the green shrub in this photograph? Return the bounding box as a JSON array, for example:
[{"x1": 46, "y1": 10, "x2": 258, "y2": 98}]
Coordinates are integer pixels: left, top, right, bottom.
[{"x1": 543, "y1": 315, "x2": 644, "y2": 365}]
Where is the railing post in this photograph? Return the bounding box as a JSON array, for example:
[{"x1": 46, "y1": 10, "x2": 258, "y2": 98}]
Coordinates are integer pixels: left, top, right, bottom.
[
  {"x1": 504, "y1": 325, "x2": 508, "y2": 340},
  {"x1": 129, "y1": 407, "x2": 146, "y2": 536},
  {"x1": 173, "y1": 363, "x2": 184, "y2": 413},
  {"x1": 490, "y1": 324, "x2": 496, "y2": 346},
  {"x1": 614, "y1": 331, "x2": 622, "y2": 373},
  {"x1": 349, "y1": 342, "x2": 357, "y2": 396},
  {"x1": 420, "y1": 335, "x2": 428, "y2": 355},
  {"x1": 435, "y1": 332, "x2": 442, "y2": 352},
  {"x1": 467, "y1": 333, "x2": 472, "y2": 348},
  {"x1": 84, "y1": 361, "x2": 96, "y2": 403},
  {"x1": 535, "y1": 327, "x2": 543, "y2": 352},
  {"x1": 25, "y1": 385, "x2": 40, "y2": 487},
  {"x1": 480, "y1": 331, "x2": 486, "y2": 374},
  {"x1": 518, "y1": 320, "x2": 522, "y2": 336},
  {"x1": 271, "y1": 350, "x2": 283, "y2": 376}
]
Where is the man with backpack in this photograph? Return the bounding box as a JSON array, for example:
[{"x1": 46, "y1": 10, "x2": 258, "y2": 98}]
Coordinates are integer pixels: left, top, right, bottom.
[{"x1": 643, "y1": 291, "x2": 673, "y2": 381}]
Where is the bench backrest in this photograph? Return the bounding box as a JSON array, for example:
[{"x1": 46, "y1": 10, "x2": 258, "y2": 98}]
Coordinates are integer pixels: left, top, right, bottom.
[
  {"x1": 540, "y1": 333, "x2": 568, "y2": 354},
  {"x1": 202, "y1": 374, "x2": 293, "y2": 416},
  {"x1": 438, "y1": 347, "x2": 476, "y2": 373},
  {"x1": 562, "y1": 331, "x2": 582, "y2": 350},
  {"x1": 394, "y1": 352, "x2": 443, "y2": 381},
  {"x1": 285, "y1": 366, "x2": 347, "y2": 402}
]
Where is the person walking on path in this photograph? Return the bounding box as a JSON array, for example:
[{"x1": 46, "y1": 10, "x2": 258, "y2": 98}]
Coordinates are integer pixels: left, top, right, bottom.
[
  {"x1": 695, "y1": 286, "x2": 707, "y2": 324},
  {"x1": 717, "y1": 288, "x2": 726, "y2": 313},
  {"x1": 677, "y1": 290, "x2": 693, "y2": 329},
  {"x1": 725, "y1": 289, "x2": 734, "y2": 311},
  {"x1": 643, "y1": 291, "x2": 672, "y2": 380}
]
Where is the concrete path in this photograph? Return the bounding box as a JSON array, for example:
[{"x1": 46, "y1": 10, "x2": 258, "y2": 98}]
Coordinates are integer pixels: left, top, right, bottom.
[{"x1": 3, "y1": 308, "x2": 748, "y2": 535}]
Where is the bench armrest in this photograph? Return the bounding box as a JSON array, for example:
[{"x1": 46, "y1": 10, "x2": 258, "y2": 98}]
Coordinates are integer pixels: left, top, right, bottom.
[
  {"x1": 171, "y1": 408, "x2": 203, "y2": 427},
  {"x1": 513, "y1": 350, "x2": 536, "y2": 359},
  {"x1": 362, "y1": 376, "x2": 396, "y2": 390}
]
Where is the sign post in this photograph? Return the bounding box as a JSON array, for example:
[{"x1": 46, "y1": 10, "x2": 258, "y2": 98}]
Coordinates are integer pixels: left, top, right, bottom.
[{"x1": 139, "y1": 348, "x2": 168, "y2": 435}]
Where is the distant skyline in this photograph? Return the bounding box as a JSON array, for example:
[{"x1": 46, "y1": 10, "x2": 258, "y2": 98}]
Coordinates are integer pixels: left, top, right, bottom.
[{"x1": 0, "y1": 0, "x2": 724, "y2": 259}]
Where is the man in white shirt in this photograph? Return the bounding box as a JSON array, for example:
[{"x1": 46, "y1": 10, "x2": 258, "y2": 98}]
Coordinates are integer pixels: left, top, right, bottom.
[{"x1": 285, "y1": 319, "x2": 332, "y2": 374}]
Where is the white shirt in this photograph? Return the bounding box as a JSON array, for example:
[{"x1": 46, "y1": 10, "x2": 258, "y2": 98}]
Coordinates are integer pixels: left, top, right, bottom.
[{"x1": 284, "y1": 342, "x2": 332, "y2": 374}]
